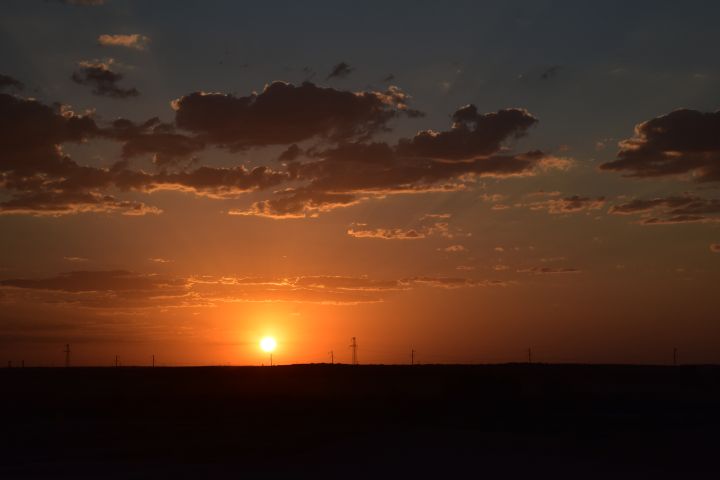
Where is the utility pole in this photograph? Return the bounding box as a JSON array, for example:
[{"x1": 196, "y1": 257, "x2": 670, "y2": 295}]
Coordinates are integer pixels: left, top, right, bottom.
[
  {"x1": 152, "y1": 355, "x2": 155, "y2": 368},
  {"x1": 270, "y1": 352, "x2": 273, "y2": 367},
  {"x1": 411, "y1": 349, "x2": 415, "y2": 365},
  {"x1": 64, "y1": 344, "x2": 71, "y2": 368},
  {"x1": 673, "y1": 348, "x2": 678, "y2": 366},
  {"x1": 350, "y1": 337, "x2": 358, "y2": 365},
  {"x1": 528, "y1": 348, "x2": 532, "y2": 364},
  {"x1": 329, "y1": 350, "x2": 334, "y2": 365},
  {"x1": 115, "y1": 355, "x2": 119, "y2": 368}
]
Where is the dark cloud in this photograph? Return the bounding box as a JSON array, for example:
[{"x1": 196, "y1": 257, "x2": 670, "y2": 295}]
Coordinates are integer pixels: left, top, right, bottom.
[
  {"x1": 326, "y1": 62, "x2": 354, "y2": 80},
  {"x1": 0, "y1": 90, "x2": 289, "y2": 215},
  {"x1": 540, "y1": 65, "x2": 562, "y2": 80},
  {"x1": 396, "y1": 106, "x2": 538, "y2": 160},
  {"x1": 0, "y1": 74, "x2": 23, "y2": 91},
  {"x1": 71, "y1": 61, "x2": 139, "y2": 99},
  {"x1": 0, "y1": 190, "x2": 161, "y2": 216},
  {"x1": 600, "y1": 109, "x2": 720, "y2": 182},
  {"x1": 105, "y1": 117, "x2": 204, "y2": 166},
  {"x1": 172, "y1": 81, "x2": 416, "y2": 149},
  {"x1": 234, "y1": 105, "x2": 559, "y2": 218},
  {"x1": 609, "y1": 195, "x2": 720, "y2": 225}
]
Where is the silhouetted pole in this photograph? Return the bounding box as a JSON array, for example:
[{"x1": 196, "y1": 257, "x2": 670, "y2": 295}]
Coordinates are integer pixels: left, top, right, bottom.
[
  {"x1": 21, "y1": 360, "x2": 24, "y2": 368},
  {"x1": 115, "y1": 355, "x2": 119, "y2": 368},
  {"x1": 673, "y1": 348, "x2": 678, "y2": 366},
  {"x1": 350, "y1": 337, "x2": 358, "y2": 365},
  {"x1": 528, "y1": 348, "x2": 532, "y2": 364},
  {"x1": 64, "y1": 344, "x2": 71, "y2": 368},
  {"x1": 411, "y1": 349, "x2": 415, "y2": 365},
  {"x1": 270, "y1": 352, "x2": 273, "y2": 367},
  {"x1": 152, "y1": 355, "x2": 155, "y2": 368},
  {"x1": 7, "y1": 361, "x2": 11, "y2": 368},
  {"x1": 329, "y1": 350, "x2": 334, "y2": 364}
]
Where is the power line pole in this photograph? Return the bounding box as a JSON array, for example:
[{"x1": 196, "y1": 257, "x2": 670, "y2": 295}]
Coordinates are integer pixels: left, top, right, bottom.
[
  {"x1": 64, "y1": 344, "x2": 71, "y2": 368},
  {"x1": 152, "y1": 354, "x2": 155, "y2": 368},
  {"x1": 673, "y1": 348, "x2": 678, "y2": 366},
  {"x1": 329, "y1": 350, "x2": 334, "y2": 365},
  {"x1": 411, "y1": 348, "x2": 415, "y2": 365},
  {"x1": 115, "y1": 355, "x2": 119, "y2": 368},
  {"x1": 528, "y1": 348, "x2": 532, "y2": 364},
  {"x1": 350, "y1": 337, "x2": 358, "y2": 365}
]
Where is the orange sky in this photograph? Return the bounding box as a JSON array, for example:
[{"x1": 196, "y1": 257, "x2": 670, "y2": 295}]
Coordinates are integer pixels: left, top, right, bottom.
[{"x1": 1, "y1": 1, "x2": 719, "y2": 366}]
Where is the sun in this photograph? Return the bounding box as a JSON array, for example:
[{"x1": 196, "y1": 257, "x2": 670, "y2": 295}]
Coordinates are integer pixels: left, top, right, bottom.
[{"x1": 260, "y1": 336, "x2": 277, "y2": 353}]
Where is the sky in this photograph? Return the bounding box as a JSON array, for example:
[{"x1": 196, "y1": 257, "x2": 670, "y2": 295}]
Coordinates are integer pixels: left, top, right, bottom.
[{"x1": 1, "y1": 0, "x2": 719, "y2": 366}]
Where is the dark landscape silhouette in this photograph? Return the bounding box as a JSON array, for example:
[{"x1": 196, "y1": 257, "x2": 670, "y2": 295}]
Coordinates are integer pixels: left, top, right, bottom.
[{"x1": 2, "y1": 364, "x2": 719, "y2": 478}]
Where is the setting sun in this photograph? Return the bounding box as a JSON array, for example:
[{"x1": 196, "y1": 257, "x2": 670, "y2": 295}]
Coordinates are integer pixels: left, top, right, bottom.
[{"x1": 260, "y1": 337, "x2": 277, "y2": 353}]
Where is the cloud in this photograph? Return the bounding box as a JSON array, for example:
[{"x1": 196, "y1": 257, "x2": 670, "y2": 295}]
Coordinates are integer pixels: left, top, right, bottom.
[
  {"x1": 0, "y1": 79, "x2": 560, "y2": 218},
  {"x1": 540, "y1": 65, "x2": 562, "y2": 80},
  {"x1": 346, "y1": 215, "x2": 461, "y2": 240},
  {"x1": 526, "y1": 195, "x2": 606, "y2": 214},
  {"x1": 97, "y1": 34, "x2": 150, "y2": 51},
  {"x1": 600, "y1": 109, "x2": 720, "y2": 182},
  {"x1": 347, "y1": 224, "x2": 425, "y2": 240},
  {"x1": 0, "y1": 191, "x2": 162, "y2": 216},
  {"x1": 711, "y1": 243, "x2": 720, "y2": 253},
  {"x1": 57, "y1": 0, "x2": 105, "y2": 5},
  {"x1": 438, "y1": 244, "x2": 466, "y2": 253},
  {"x1": 71, "y1": 60, "x2": 139, "y2": 98},
  {"x1": 149, "y1": 257, "x2": 172, "y2": 263},
  {"x1": 517, "y1": 266, "x2": 581, "y2": 274},
  {"x1": 396, "y1": 105, "x2": 537, "y2": 160},
  {"x1": 63, "y1": 256, "x2": 88, "y2": 262},
  {"x1": 172, "y1": 81, "x2": 417, "y2": 149},
  {"x1": 609, "y1": 195, "x2": 720, "y2": 225},
  {"x1": 240, "y1": 105, "x2": 556, "y2": 218},
  {"x1": 0, "y1": 74, "x2": 23, "y2": 91},
  {"x1": 326, "y1": 62, "x2": 354, "y2": 80},
  {"x1": 0, "y1": 271, "x2": 508, "y2": 309}
]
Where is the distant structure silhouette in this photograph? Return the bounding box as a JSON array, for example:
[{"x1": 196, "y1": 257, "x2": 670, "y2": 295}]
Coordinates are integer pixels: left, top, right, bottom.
[
  {"x1": 673, "y1": 348, "x2": 678, "y2": 366},
  {"x1": 329, "y1": 350, "x2": 334, "y2": 364},
  {"x1": 350, "y1": 337, "x2": 358, "y2": 365},
  {"x1": 152, "y1": 355, "x2": 155, "y2": 368},
  {"x1": 115, "y1": 355, "x2": 119, "y2": 368},
  {"x1": 64, "y1": 344, "x2": 71, "y2": 368},
  {"x1": 528, "y1": 348, "x2": 532, "y2": 364},
  {"x1": 411, "y1": 348, "x2": 415, "y2": 365}
]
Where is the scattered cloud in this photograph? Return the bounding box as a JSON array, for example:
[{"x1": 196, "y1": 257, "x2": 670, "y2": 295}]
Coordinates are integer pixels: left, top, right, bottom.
[
  {"x1": 347, "y1": 215, "x2": 463, "y2": 240},
  {"x1": 63, "y1": 256, "x2": 89, "y2": 262},
  {"x1": 540, "y1": 65, "x2": 562, "y2": 80},
  {"x1": 71, "y1": 60, "x2": 139, "y2": 98},
  {"x1": 526, "y1": 195, "x2": 606, "y2": 214},
  {"x1": 438, "y1": 244, "x2": 466, "y2": 253},
  {"x1": 0, "y1": 270, "x2": 510, "y2": 308},
  {"x1": 97, "y1": 34, "x2": 150, "y2": 51},
  {"x1": 0, "y1": 74, "x2": 23, "y2": 91},
  {"x1": 517, "y1": 266, "x2": 581, "y2": 274},
  {"x1": 600, "y1": 109, "x2": 720, "y2": 182},
  {"x1": 609, "y1": 195, "x2": 720, "y2": 225},
  {"x1": 326, "y1": 62, "x2": 354, "y2": 80}
]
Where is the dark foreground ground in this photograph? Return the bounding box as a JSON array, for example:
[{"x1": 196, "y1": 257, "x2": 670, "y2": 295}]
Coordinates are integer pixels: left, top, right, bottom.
[{"x1": 1, "y1": 364, "x2": 719, "y2": 479}]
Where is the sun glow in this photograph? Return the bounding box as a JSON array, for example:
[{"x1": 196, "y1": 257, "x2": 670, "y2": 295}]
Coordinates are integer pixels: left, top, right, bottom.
[{"x1": 260, "y1": 336, "x2": 277, "y2": 353}]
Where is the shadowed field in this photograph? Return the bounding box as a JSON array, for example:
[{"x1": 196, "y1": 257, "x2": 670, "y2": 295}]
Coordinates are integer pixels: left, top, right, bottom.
[{"x1": 1, "y1": 364, "x2": 719, "y2": 478}]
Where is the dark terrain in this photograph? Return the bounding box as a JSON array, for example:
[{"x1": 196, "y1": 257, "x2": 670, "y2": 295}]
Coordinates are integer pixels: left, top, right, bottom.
[{"x1": 1, "y1": 364, "x2": 719, "y2": 478}]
